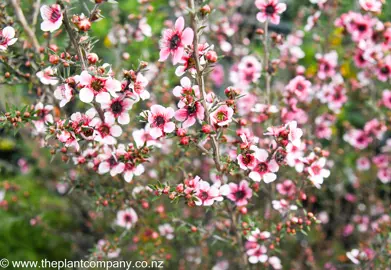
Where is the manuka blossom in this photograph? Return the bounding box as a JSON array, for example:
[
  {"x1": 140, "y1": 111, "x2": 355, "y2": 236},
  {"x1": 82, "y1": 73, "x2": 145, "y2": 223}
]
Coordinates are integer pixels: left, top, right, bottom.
[
  {"x1": 36, "y1": 67, "x2": 59, "y2": 85},
  {"x1": 174, "y1": 101, "x2": 205, "y2": 128},
  {"x1": 54, "y1": 84, "x2": 73, "y2": 107},
  {"x1": 147, "y1": 105, "x2": 175, "y2": 139},
  {"x1": 285, "y1": 76, "x2": 312, "y2": 102},
  {"x1": 33, "y1": 103, "x2": 54, "y2": 133},
  {"x1": 247, "y1": 245, "x2": 268, "y2": 264},
  {"x1": 116, "y1": 208, "x2": 138, "y2": 230},
  {"x1": 316, "y1": 51, "x2": 338, "y2": 80},
  {"x1": 255, "y1": 0, "x2": 287, "y2": 25},
  {"x1": 158, "y1": 223, "x2": 174, "y2": 240},
  {"x1": 97, "y1": 145, "x2": 126, "y2": 176},
  {"x1": 381, "y1": 89, "x2": 391, "y2": 109},
  {"x1": 128, "y1": 73, "x2": 150, "y2": 101},
  {"x1": 194, "y1": 180, "x2": 223, "y2": 206},
  {"x1": 249, "y1": 149, "x2": 279, "y2": 183},
  {"x1": 101, "y1": 96, "x2": 133, "y2": 125},
  {"x1": 40, "y1": 4, "x2": 63, "y2": 32},
  {"x1": 306, "y1": 156, "x2": 330, "y2": 188},
  {"x1": 77, "y1": 71, "x2": 121, "y2": 103},
  {"x1": 220, "y1": 180, "x2": 253, "y2": 206},
  {"x1": 159, "y1": 16, "x2": 194, "y2": 65},
  {"x1": 90, "y1": 117, "x2": 122, "y2": 145},
  {"x1": 0, "y1": 26, "x2": 18, "y2": 51},
  {"x1": 359, "y1": 0, "x2": 383, "y2": 13},
  {"x1": 210, "y1": 105, "x2": 234, "y2": 127}
]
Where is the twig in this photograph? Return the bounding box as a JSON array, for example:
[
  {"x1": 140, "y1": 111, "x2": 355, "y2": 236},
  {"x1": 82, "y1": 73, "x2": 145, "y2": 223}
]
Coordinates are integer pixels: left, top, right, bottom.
[
  {"x1": 263, "y1": 20, "x2": 271, "y2": 104},
  {"x1": 187, "y1": 0, "x2": 222, "y2": 172},
  {"x1": 32, "y1": 0, "x2": 41, "y2": 27},
  {"x1": 10, "y1": 0, "x2": 40, "y2": 52}
]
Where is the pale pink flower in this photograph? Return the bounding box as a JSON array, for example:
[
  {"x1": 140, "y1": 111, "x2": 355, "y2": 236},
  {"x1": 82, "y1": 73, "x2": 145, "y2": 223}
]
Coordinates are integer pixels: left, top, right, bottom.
[
  {"x1": 286, "y1": 121, "x2": 303, "y2": 147},
  {"x1": 0, "y1": 26, "x2": 18, "y2": 51},
  {"x1": 98, "y1": 145, "x2": 126, "y2": 176},
  {"x1": 90, "y1": 117, "x2": 122, "y2": 145},
  {"x1": 122, "y1": 162, "x2": 145, "y2": 183},
  {"x1": 381, "y1": 89, "x2": 391, "y2": 109},
  {"x1": 247, "y1": 245, "x2": 268, "y2": 264},
  {"x1": 101, "y1": 96, "x2": 133, "y2": 125},
  {"x1": 77, "y1": 71, "x2": 121, "y2": 103},
  {"x1": 359, "y1": 0, "x2": 382, "y2": 13},
  {"x1": 174, "y1": 101, "x2": 205, "y2": 128},
  {"x1": 40, "y1": 4, "x2": 63, "y2": 32},
  {"x1": 54, "y1": 84, "x2": 73, "y2": 107},
  {"x1": 158, "y1": 223, "x2": 174, "y2": 240},
  {"x1": 276, "y1": 179, "x2": 296, "y2": 196},
  {"x1": 255, "y1": 0, "x2": 287, "y2": 25},
  {"x1": 116, "y1": 208, "x2": 138, "y2": 229},
  {"x1": 356, "y1": 157, "x2": 370, "y2": 171},
  {"x1": 316, "y1": 51, "x2": 338, "y2": 80},
  {"x1": 249, "y1": 149, "x2": 279, "y2": 183},
  {"x1": 128, "y1": 73, "x2": 150, "y2": 101},
  {"x1": 194, "y1": 180, "x2": 223, "y2": 206},
  {"x1": 147, "y1": 105, "x2": 175, "y2": 139},
  {"x1": 220, "y1": 180, "x2": 253, "y2": 206},
  {"x1": 36, "y1": 67, "x2": 59, "y2": 85},
  {"x1": 210, "y1": 105, "x2": 234, "y2": 127},
  {"x1": 307, "y1": 157, "x2": 330, "y2": 188},
  {"x1": 159, "y1": 16, "x2": 194, "y2": 64},
  {"x1": 33, "y1": 102, "x2": 54, "y2": 133}
]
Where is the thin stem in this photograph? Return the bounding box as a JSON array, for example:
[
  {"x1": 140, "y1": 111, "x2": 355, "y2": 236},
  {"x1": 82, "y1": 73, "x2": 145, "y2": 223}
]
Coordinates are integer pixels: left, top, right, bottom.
[
  {"x1": 89, "y1": 3, "x2": 101, "y2": 21},
  {"x1": 187, "y1": 0, "x2": 222, "y2": 172},
  {"x1": 59, "y1": 0, "x2": 104, "y2": 121},
  {"x1": 10, "y1": 0, "x2": 40, "y2": 52},
  {"x1": 263, "y1": 20, "x2": 271, "y2": 104}
]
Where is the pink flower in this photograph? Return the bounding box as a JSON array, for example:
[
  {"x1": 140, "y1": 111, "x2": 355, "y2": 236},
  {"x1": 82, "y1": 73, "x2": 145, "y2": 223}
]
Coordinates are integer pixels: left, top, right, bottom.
[
  {"x1": 158, "y1": 223, "x2": 174, "y2": 240},
  {"x1": 132, "y1": 127, "x2": 160, "y2": 148},
  {"x1": 210, "y1": 105, "x2": 234, "y2": 127},
  {"x1": 159, "y1": 16, "x2": 194, "y2": 65},
  {"x1": 255, "y1": 0, "x2": 287, "y2": 25},
  {"x1": 90, "y1": 117, "x2": 122, "y2": 145},
  {"x1": 381, "y1": 89, "x2": 391, "y2": 109},
  {"x1": 237, "y1": 151, "x2": 258, "y2": 170},
  {"x1": 40, "y1": 4, "x2": 63, "y2": 32},
  {"x1": 359, "y1": 0, "x2": 382, "y2": 13},
  {"x1": 98, "y1": 145, "x2": 125, "y2": 176},
  {"x1": 247, "y1": 245, "x2": 268, "y2": 264},
  {"x1": 0, "y1": 26, "x2": 18, "y2": 51},
  {"x1": 316, "y1": 51, "x2": 338, "y2": 80},
  {"x1": 77, "y1": 71, "x2": 121, "y2": 103},
  {"x1": 376, "y1": 55, "x2": 391, "y2": 82},
  {"x1": 356, "y1": 157, "x2": 370, "y2": 171},
  {"x1": 116, "y1": 208, "x2": 138, "y2": 229},
  {"x1": 36, "y1": 67, "x2": 59, "y2": 85},
  {"x1": 344, "y1": 129, "x2": 372, "y2": 150},
  {"x1": 220, "y1": 180, "x2": 253, "y2": 206},
  {"x1": 54, "y1": 84, "x2": 73, "y2": 107},
  {"x1": 249, "y1": 149, "x2": 279, "y2": 183},
  {"x1": 377, "y1": 168, "x2": 391, "y2": 183},
  {"x1": 174, "y1": 101, "x2": 205, "y2": 128},
  {"x1": 128, "y1": 73, "x2": 150, "y2": 101},
  {"x1": 194, "y1": 180, "x2": 223, "y2": 206},
  {"x1": 122, "y1": 162, "x2": 145, "y2": 183},
  {"x1": 286, "y1": 121, "x2": 303, "y2": 147},
  {"x1": 101, "y1": 96, "x2": 133, "y2": 125},
  {"x1": 276, "y1": 179, "x2": 296, "y2": 196},
  {"x1": 33, "y1": 102, "x2": 54, "y2": 133},
  {"x1": 173, "y1": 77, "x2": 200, "y2": 107},
  {"x1": 307, "y1": 157, "x2": 330, "y2": 188},
  {"x1": 147, "y1": 105, "x2": 175, "y2": 139},
  {"x1": 285, "y1": 76, "x2": 312, "y2": 102}
]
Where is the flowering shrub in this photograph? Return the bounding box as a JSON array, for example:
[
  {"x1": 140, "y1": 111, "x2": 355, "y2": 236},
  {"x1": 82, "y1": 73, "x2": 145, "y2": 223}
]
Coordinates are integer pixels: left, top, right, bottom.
[{"x1": 0, "y1": 0, "x2": 390, "y2": 269}]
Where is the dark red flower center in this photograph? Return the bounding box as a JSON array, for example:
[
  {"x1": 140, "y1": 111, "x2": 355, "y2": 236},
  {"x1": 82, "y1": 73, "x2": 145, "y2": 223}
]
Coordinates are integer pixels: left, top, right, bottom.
[
  {"x1": 265, "y1": 4, "x2": 276, "y2": 15},
  {"x1": 99, "y1": 124, "x2": 110, "y2": 137},
  {"x1": 111, "y1": 101, "x2": 123, "y2": 114},
  {"x1": 381, "y1": 66, "x2": 390, "y2": 74},
  {"x1": 124, "y1": 214, "x2": 132, "y2": 222},
  {"x1": 234, "y1": 190, "x2": 246, "y2": 200},
  {"x1": 187, "y1": 104, "x2": 197, "y2": 115},
  {"x1": 50, "y1": 9, "x2": 61, "y2": 23},
  {"x1": 154, "y1": 115, "x2": 166, "y2": 127},
  {"x1": 170, "y1": 34, "x2": 181, "y2": 50},
  {"x1": 200, "y1": 191, "x2": 209, "y2": 200},
  {"x1": 91, "y1": 79, "x2": 104, "y2": 92},
  {"x1": 257, "y1": 162, "x2": 268, "y2": 173}
]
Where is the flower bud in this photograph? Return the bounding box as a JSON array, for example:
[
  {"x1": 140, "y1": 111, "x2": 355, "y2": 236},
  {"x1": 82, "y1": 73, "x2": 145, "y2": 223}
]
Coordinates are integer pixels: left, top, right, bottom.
[
  {"x1": 87, "y1": 53, "x2": 99, "y2": 64},
  {"x1": 206, "y1": 50, "x2": 218, "y2": 63}
]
